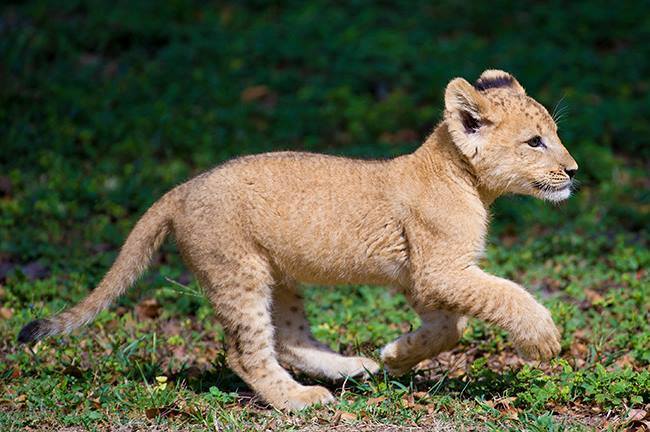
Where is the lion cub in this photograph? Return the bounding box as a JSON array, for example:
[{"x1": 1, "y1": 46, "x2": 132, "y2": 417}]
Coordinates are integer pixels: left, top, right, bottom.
[{"x1": 19, "y1": 70, "x2": 577, "y2": 410}]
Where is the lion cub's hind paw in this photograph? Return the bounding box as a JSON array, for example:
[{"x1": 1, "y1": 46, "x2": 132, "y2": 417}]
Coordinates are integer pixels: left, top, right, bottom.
[{"x1": 379, "y1": 342, "x2": 416, "y2": 377}]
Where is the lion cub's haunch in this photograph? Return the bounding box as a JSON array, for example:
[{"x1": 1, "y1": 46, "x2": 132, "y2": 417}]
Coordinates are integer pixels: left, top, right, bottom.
[{"x1": 19, "y1": 70, "x2": 578, "y2": 410}]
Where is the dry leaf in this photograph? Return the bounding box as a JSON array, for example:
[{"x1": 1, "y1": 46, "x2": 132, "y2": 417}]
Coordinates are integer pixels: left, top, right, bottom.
[
  {"x1": 136, "y1": 298, "x2": 161, "y2": 319},
  {"x1": 493, "y1": 396, "x2": 517, "y2": 410},
  {"x1": 145, "y1": 405, "x2": 182, "y2": 419},
  {"x1": 627, "y1": 408, "x2": 650, "y2": 431},
  {"x1": 627, "y1": 409, "x2": 648, "y2": 422},
  {"x1": 402, "y1": 394, "x2": 416, "y2": 408},
  {"x1": 570, "y1": 341, "x2": 589, "y2": 358},
  {"x1": 573, "y1": 329, "x2": 589, "y2": 340},
  {"x1": 636, "y1": 268, "x2": 646, "y2": 280},
  {"x1": 331, "y1": 410, "x2": 358, "y2": 425},
  {"x1": 241, "y1": 85, "x2": 269, "y2": 101},
  {"x1": 615, "y1": 353, "x2": 636, "y2": 368},
  {"x1": 0, "y1": 307, "x2": 13, "y2": 319},
  {"x1": 584, "y1": 289, "x2": 604, "y2": 304}
]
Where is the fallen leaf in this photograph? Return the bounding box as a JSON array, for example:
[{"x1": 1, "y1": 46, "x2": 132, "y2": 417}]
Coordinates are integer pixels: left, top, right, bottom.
[
  {"x1": 241, "y1": 85, "x2": 270, "y2": 101},
  {"x1": 627, "y1": 409, "x2": 648, "y2": 422},
  {"x1": 402, "y1": 394, "x2": 416, "y2": 408},
  {"x1": 332, "y1": 411, "x2": 356, "y2": 423},
  {"x1": 573, "y1": 329, "x2": 589, "y2": 340},
  {"x1": 570, "y1": 341, "x2": 589, "y2": 358},
  {"x1": 145, "y1": 405, "x2": 183, "y2": 419},
  {"x1": 614, "y1": 353, "x2": 636, "y2": 368},
  {"x1": 627, "y1": 408, "x2": 650, "y2": 432},
  {"x1": 136, "y1": 298, "x2": 161, "y2": 319},
  {"x1": 367, "y1": 396, "x2": 386, "y2": 405},
  {"x1": 584, "y1": 289, "x2": 604, "y2": 304},
  {"x1": 172, "y1": 345, "x2": 187, "y2": 360},
  {"x1": 0, "y1": 307, "x2": 13, "y2": 319},
  {"x1": 493, "y1": 396, "x2": 517, "y2": 410},
  {"x1": 161, "y1": 320, "x2": 182, "y2": 336},
  {"x1": 502, "y1": 407, "x2": 520, "y2": 420}
]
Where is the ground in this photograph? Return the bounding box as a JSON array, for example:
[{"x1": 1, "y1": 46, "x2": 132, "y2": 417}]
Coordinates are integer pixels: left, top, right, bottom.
[{"x1": 1, "y1": 1, "x2": 648, "y2": 431}]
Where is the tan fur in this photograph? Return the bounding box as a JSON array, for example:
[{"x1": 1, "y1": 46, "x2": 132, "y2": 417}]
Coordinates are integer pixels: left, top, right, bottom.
[{"x1": 20, "y1": 70, "x2": 578, "y2": 410}]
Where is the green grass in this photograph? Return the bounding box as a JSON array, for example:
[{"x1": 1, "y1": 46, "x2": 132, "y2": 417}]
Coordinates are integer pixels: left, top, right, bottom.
[
  {"x1": 1, "y1": 0, "x2": 649, "y2": 430},
  {"x1": 2, "y1": 235, "x2": 648, "y2": 430}
]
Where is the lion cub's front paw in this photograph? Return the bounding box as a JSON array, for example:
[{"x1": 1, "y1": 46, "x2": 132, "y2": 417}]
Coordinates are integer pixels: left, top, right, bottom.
[
  {"x1": 342, "y1": 356, "x2": 381, "y2": 379},
  {"x1": 512, "y1": 306, "x2": 561, "y2": 361}
]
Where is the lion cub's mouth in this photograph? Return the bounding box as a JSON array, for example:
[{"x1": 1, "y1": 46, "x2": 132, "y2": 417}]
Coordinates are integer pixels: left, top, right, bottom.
[
  {"x1": 531, "y1": 180, "x2": 572, "y2": 193},
  {"x1": 531, "y1": 180, "x2": 573, "y2": 202}
]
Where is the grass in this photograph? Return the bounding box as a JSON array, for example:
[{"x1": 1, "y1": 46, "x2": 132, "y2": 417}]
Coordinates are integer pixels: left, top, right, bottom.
[
  {"x1": 1, "y1": 0, "x2": 649, "y2": 430},
  {"x1": 1, "y1": 232, "x2": 648, "y2": 430}
]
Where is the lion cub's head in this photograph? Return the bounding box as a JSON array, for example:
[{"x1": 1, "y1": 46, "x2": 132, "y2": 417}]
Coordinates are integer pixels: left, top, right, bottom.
[{"x1": 444, "y1": 69, "x2": 578, "y2": 202}]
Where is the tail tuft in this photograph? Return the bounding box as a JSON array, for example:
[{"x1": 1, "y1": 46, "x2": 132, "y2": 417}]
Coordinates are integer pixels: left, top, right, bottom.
[{"x1": 17, "y1": 319, "x2": 51, "y2": 343}]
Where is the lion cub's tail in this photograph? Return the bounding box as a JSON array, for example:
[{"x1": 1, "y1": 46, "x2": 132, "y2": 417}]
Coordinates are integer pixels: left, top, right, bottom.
[{"x1": 18, "y1": 189, "x2": 179, "y2": 343}]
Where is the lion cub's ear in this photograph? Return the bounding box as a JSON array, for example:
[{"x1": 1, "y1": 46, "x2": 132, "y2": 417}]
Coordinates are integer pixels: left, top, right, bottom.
[
  {"x1": 474, "y1": 69, "x2": 526, "y2": 95},
  {"x1": 444, "y1": 77, "x2": 493, "y2": 159}
]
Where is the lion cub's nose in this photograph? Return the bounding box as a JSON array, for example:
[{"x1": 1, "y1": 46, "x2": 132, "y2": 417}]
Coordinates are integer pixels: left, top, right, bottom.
[{"x1": 564, "y1": 168, "x2": 577, "y2": 179}]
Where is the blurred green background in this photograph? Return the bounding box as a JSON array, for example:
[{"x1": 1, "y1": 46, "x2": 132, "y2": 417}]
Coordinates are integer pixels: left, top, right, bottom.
[
  {"x1": 1, "y1": 1, "x2": 649, "y2": 429},
  {"x1": 1, "y1": 0, "x2": 648, "y2": 270}
]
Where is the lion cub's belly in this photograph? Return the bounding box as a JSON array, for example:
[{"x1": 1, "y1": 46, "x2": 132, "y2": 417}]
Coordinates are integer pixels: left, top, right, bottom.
[{"x1": 266, "y1": 217, "x2": 410, "y2": 286}]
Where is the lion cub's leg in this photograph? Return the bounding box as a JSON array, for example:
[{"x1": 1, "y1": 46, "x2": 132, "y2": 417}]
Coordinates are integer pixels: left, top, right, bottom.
[
  {"x1": 202, "y1": 257, "x2": 334, "y2": 410},
  {"x1": 410, "y1": 266, "x2": 561, "y2": 361},
  {"x1": 273, "y1": 283, "x2": 380, "y2": 380},
  {"x1": 381, "y1": 310, "x2": 467, "y2": 376}
]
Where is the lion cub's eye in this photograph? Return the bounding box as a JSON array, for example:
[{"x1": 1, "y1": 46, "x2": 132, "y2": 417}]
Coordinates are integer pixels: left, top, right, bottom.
[{"x1": 526, "y1": 136, "x2": 545, "y2": 148}]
